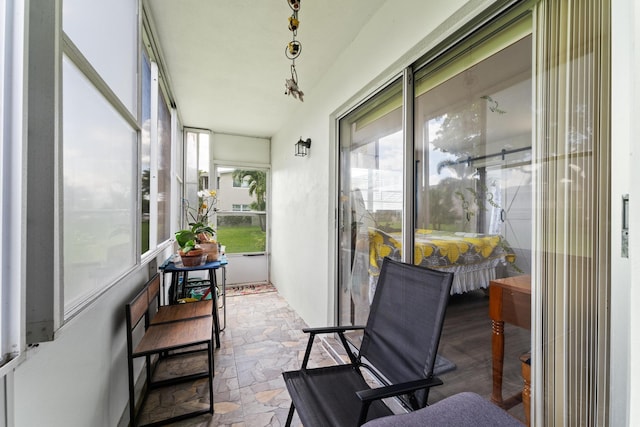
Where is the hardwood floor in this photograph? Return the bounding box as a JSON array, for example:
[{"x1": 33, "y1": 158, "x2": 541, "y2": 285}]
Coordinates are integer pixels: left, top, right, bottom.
[{"x1": 431, "y1": 289, "x2": 530, "y2": 423}]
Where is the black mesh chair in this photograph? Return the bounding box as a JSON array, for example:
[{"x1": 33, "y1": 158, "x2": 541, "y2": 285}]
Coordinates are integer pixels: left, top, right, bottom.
[{"x1": 282, "y1": 257, "x2": 454, "y2": 427}]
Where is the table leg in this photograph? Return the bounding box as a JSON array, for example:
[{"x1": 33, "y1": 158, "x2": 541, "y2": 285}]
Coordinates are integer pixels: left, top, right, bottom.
[
  {"x1": 208, "y1": 269, "x2": 221, "y2": 348},
  {"x1": 220, "y1": 266, "x2": 226, "y2": 331},
  {"x1": 521, "y1": 354, "x2": 531, "y2": 426},
  {"x1": 491, "y1": 319, "x2": 505, "y2": 407},
  {"x1": 169, "y1": 272, "x2": 180, "y2": 304}
]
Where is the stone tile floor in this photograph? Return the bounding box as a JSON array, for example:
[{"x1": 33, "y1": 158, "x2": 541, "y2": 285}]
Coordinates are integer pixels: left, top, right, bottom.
[
  {"x1": 137, "y1": 289, "x2": 336, "y2": 426},
  {"x1": 135, "y1": 287, "x2": 527, "y2": 426}
]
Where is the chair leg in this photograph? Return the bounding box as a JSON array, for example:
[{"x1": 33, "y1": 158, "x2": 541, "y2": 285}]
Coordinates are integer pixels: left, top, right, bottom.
[
  {"x1": 208, "y1": 341, "x2": 214, "y2": 414},
  {"x1": 285, "y1": 402, "x2": 295, "y2": 426}
]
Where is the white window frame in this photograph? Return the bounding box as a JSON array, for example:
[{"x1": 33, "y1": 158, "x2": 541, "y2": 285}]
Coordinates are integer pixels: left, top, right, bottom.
[
  {"x1": 140, "y1": 15, "x2": 178, "y2": 259},
  {"x1": 0, "y1": 0, "x2": 26, "y2": 374}
]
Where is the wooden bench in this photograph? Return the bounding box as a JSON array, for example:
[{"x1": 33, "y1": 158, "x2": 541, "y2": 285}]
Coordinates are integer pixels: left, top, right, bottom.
[
  {"x1": 126, "y1": 274, "x2": 214, "y2": 426},
  {"x1": 147, "y1": 273, "x2": 220, "y2": 348}
]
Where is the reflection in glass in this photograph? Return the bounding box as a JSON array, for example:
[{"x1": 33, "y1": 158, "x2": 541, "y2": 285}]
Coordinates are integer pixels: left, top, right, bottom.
[
  {"x1": 157, "y1": 91, "x2": 171, "y2": 243},
  {"x1": 338, "y1": 80, "x2": 403, "y2": 326},
  {"x1": 414, "y1": 36, "x2": 532, "y2": 282},
  {"x1": 141, "y1": 51, "x2": 151, "y2": 254},
  {"x1": 62, "y1": 0, "x2": 137, "y2": 114}
]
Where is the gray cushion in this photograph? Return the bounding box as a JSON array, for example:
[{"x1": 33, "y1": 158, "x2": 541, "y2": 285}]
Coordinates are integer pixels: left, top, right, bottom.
[{"x1": 361, "y1": 392, "x2": 525, "y2": 427}]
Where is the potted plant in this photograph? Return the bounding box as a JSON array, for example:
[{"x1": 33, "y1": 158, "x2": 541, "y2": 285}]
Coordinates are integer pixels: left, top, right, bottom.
[
  {"x1": 191, "y1": 222, "x2": 220, "y2": 262},
  {"x1": 176, "y1": 190, "x2": 218, "y2": 263},
  {"x1": 175, "y1": 229, "x2": 205, "y2": 267}
]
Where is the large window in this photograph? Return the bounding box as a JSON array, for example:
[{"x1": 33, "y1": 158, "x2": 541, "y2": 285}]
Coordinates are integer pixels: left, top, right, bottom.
[
  {"x1": 141, "y1": 50, "x2": 151, "y2": 253},
  {"x1": 62, "y1": 0, "x2": 137, "y2": 114},
  {"x1": 141, "y1": 25, "x2": 176, "y2": 256},
  {"x1": 215, "y1": 167, "x2": 268, "y2": 254},
  {"x1": 156, "y1": 79, "x2": 172, "y2": 244},
  {"x1": 62, "y1": 56, "x2": 137, "y2": 313},
  {"x1": 61, "y1": 0, "x2": 139, "y2": 317},
  {"x1": 1, "y1": 0, "x2": 25, "y2": 370},
  {"x1": 182, "y1": 129, "x2": 211, "y2": 229}
]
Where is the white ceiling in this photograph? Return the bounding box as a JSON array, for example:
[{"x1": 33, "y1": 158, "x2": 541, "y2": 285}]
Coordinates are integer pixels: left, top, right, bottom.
[{"x1": 145, "y1": 0, "x2": 387, "y2": 138}]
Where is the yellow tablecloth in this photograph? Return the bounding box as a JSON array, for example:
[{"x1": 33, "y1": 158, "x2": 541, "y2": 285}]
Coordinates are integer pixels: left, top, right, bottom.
[{"x1": 368, "y1": 228, "x2": 516, "y2": 294}]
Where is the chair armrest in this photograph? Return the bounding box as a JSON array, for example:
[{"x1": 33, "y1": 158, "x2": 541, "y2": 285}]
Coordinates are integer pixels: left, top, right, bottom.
[
  {"x1": 355, "y1": 376, "x2": 443, "y2": 403},
  {"x1": 302, "y1": 325, "x2": 365, "y2": 334},
  {"x1": 299, "y1": 325, "x2": 365, "y2": 368},
  {"x1": 354, "y1": 377, "x2": 443, "y2": 426}
]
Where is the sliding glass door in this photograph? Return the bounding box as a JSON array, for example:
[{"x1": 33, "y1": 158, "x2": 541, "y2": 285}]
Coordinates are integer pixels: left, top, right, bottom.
[
  {"x1": 413, "y1": 33, "x2": 533, "y2": 293},
  {"x1": 337, "y1": 1, "x2": 612, "y2": 423},
  {"x1": 338, "y1": 80, "x2": 403, "y2": 325},
  {"x1": 338, "y1": 17, "x2": 533, "y2": 326},
  {"x1": 337, "y1": 0, "x2": 534, "y2": 411}
]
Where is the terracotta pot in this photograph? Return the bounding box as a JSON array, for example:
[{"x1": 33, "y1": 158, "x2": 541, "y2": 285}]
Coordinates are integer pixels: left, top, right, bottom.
[
  {"x1": 199, "y1": 242, "x2": 219, "y2": 262},
  {"x1": 179, "y1": 248, "x2": 205, "y2": 267}
]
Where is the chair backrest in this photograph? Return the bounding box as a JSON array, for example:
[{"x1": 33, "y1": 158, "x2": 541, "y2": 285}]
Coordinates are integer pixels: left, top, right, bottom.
[
  {"x1": 360, "y1": 257, "x2": 453, "y2": 408},
  {"x1": 126, "y1": 286, "x2": 149, "y2": 332},
  {"x1": 147, "y1": 274, "x2": 161, "y2": 309},
  {"x1": 125, "y1": 274, "x2": 159, "y2": 334}
]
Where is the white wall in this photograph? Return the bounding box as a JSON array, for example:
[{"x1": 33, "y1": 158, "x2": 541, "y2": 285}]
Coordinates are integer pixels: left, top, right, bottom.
[
  {"x1": 610, "y1": 1, "x2": 633, "y2": 425},
  {"x1": 270, "y1": 0, "x2": 493, "y2": 327},
  {"x1": 631, "y1": 0, "x2": 640, "y2": 421},
  {"x1": 12, "y1": 254, "x2": 169, "y2": 426},
  {"x1": 211, "y1": 132, "x2": 270, "y2": 165},
  {"x1": 614, "y1": 1, "x2": 640, "y2": 425}
]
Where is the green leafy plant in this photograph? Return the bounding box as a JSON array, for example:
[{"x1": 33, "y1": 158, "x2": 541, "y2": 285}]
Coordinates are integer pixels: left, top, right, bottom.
[
  {"x1": 175, "y1": 229, "x2": 198, "y2": 253},
  {"x1": 182, "y1": 189, "x2": 218, "y2": 242},
  {"x1": 175, "y1": 221, "x2": 217, "y2": 254}
]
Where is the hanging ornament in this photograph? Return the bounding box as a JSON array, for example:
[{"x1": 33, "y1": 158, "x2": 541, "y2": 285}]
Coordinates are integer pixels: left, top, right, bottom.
[
  {"x1": 286, "y1": 40, "x2": 302, "y2": 59},
  {"x1": 285, "y1": 64, "x2": 304, "y2": 101},
  {"x1": 288, "y1": 0, "x2": 300, "y2": 12},
  {"x1": 288, "y1": 15, "x2": 299, "y2": 32},
  {"x1": 284, "y1": 0, "x2": 304, "y2": 101}
]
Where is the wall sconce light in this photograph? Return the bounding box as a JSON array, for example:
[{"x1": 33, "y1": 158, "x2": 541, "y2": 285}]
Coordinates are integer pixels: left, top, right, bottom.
[{"x1": 295, "y1": 138, "x2": 311, "y2": 157}]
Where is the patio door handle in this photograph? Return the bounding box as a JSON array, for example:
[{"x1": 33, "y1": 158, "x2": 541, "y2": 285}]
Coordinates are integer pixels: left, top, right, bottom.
[
  {"x1": 622, "y1": 194, "x2": 629, "y2": 258},
  {"x1": 500, "y1": 209, "x2": 506, "y2": 222}
]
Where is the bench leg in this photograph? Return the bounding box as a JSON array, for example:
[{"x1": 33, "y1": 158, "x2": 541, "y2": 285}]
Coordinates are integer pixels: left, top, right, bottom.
[
  {"x1": 128, "y1": 355, "x2": 136, "y2": 426},
  {"x1": 208, "y1": 341, "x2": 215, "y2": 414}
]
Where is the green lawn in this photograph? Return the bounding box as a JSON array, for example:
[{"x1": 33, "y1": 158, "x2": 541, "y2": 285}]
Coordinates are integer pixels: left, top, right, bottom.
[{"x1": 216, "y1": 225, "x2": 265, "y2": 253}]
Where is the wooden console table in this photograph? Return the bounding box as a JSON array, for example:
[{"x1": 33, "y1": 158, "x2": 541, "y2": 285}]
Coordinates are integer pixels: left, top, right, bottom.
[{"x1": 489, "y1": 275, "x2": 531, "y2": 409}]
